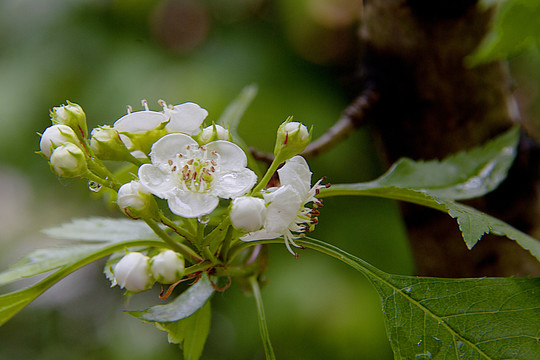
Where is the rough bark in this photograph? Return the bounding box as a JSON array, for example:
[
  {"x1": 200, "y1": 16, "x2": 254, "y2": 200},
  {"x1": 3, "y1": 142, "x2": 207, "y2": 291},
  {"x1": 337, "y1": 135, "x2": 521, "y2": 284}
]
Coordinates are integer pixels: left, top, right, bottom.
[{"x1": 358, "y1": 0, "x2": 540, "y2": 277}]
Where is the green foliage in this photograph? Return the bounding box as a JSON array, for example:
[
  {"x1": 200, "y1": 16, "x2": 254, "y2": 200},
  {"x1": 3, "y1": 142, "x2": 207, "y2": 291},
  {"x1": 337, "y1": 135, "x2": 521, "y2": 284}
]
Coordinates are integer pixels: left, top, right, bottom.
[
  {"x1": 321, "y1": 126, "x2": 540, "y2": 262},
  {"x1": 128, "y1": 274, "x2": 214, "y2": 322},
  {"x1": 365, "y1": 126, "x2": 519, "y2": 200},
  {"x1": 294, "y1": 238, "x2": 540, "y2": 360},
  {"x1": 0, "y1": 218, "x2": 165, "y2": 326},
  {"x1": 469, "y1": 0, "x2": 540, "y2": 65},
  {"x1": 155, "y1": 302, "x2": 211, "y2": 360}
]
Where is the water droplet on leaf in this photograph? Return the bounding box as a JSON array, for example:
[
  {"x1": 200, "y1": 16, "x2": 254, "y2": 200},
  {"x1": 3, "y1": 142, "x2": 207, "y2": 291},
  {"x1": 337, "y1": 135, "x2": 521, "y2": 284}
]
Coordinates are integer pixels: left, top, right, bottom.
[{"x1": 88, "y1": 181, "x2": 102, "y2": 192}]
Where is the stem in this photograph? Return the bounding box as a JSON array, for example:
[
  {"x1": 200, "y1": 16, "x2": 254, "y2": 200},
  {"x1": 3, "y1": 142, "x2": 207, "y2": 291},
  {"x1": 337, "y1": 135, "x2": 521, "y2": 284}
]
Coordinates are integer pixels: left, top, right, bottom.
[
  {"x1": 251, "y1": 157, "x2": 282, "y2": 195},
  {"x1": 218, "y1": 226, "x2": 235, "y2": 261},
  {"x1": 144, "y1": 218, "x2": 203, "y2": 264},
  {"x1": 249, "y1": 276, "x2": 276, "y2": 360},
  {"x1": 83, "y1": 171, "x2": 120, "y2": 191},
  {"x1": 159, "y1": 212, "x2": 196, "y2": 243}
]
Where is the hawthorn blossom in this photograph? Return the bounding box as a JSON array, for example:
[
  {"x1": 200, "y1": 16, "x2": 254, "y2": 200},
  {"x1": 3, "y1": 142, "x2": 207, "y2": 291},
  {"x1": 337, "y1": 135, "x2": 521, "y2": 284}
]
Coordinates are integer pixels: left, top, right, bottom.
[
  {"x1": 113, "y1": 100, "x2": 208, "y2": 155},
  {"x1": 238, "y1": 156, "x2": 326, "y2": 255},
  {"x1": 138, "y1": 133, "x2": 257, "y2": 218}
]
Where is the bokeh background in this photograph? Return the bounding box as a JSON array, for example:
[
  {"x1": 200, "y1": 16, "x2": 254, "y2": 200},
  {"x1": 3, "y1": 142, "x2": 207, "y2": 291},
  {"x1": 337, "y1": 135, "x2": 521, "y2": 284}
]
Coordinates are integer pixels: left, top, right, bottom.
[{"x1": 0, "y1": 0, "x2": 488, "y2": 358}]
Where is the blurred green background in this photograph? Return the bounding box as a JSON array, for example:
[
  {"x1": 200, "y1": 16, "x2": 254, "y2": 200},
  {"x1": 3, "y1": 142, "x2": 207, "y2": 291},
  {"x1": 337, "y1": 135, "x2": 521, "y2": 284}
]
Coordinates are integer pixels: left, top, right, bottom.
[{"x1": 0, "y1": 0, "x2": 418, "y2": 359}]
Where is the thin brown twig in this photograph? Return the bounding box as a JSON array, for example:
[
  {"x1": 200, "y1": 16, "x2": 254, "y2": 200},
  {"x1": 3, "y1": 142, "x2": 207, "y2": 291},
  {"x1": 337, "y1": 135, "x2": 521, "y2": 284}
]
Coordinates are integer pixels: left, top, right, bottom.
[{"x1": 301, "y1": 87, "x2": 379, "y2": 159}]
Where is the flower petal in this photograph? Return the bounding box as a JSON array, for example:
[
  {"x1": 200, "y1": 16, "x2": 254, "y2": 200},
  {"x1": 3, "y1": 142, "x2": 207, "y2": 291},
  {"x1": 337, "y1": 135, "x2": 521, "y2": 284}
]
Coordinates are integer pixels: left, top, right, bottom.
[
  {"x1": 167, "y1": 191, "x2": 219, "y2": 218},
  {"x1": 213, "y1": 168, "x2": 257, "y2": 198},
  {"x1": 114, "y1": 111, "x2": 168, "y2": 132},
  {"x1": 277, "y1": 155, "x2": 312, "y2": 197},
  {"x1": 149, "y1": 133, "x2": 198, "y2": 165},
  {"x1": 263, "y1": 185, "x2": 302, "y2": 234},
  {"x1": 138, "y1": 164, "x2": 176, "y2": 198},
  {"x1": 240, "y1": 229, "x2": 282, "y2": 242},
  {"x1": 164, "y1": 102, "x2": 207, "y2": 135},
  {"x1": 205, "y1": 140, "x2": 248, "y2": 170}
]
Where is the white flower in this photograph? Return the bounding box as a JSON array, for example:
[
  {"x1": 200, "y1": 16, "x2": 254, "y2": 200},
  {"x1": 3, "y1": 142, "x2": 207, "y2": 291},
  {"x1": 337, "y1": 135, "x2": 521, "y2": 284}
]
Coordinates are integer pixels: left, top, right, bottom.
[
  {"x1": 150, "y1": 250, "x2": 185, "y2": 284},
  {"x1": 114, "y1": 101, "x2": 207, "y2": 136},
  {"x1": 114, "y1": 252, "x2": 154, "y2": 292},
  {"x1": 39, "y1": 124, "x2": 81, "y2": 158},
  {"x1": 138, "y1": 133, "x2": 257, "y2": 218},
  {"x1": 241, "y1": 156, "x2": 325, "y2": 255},
  {"x1": 230, "y1": 196, "x2": 266, "y2": 232},
  {"x1": 112, "y1": 100, "x2": 208, "y2": 156}
]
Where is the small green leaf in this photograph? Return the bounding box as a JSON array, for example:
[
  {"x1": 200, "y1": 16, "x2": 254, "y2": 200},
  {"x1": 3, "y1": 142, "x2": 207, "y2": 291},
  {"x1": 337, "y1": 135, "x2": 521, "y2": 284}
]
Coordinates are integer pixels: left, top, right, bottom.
[
  {"x1": 356, "y1": 126, "x2": 519, "y2": 200},
  {"x1": 0, "y1": 238, "x2": 163, "y2": 326},
  {"x1": 292, "y1": 238, "x2": 540, "y2": 360},
  {"x1": 155, "y1": 302, "x2": 212, "y2": 360},
  {"x1": 468, "y1": 0, "x2": 540, "y2": 65},
  {"x1": 128, "y1": 273, "x2": 214, "y2": 322},
  {"x1": 0, "y1": 244, "x2": 103, "y2": 287},
  {"x1": 42, "y1": 217, "x2": 160, "y2": 242}
]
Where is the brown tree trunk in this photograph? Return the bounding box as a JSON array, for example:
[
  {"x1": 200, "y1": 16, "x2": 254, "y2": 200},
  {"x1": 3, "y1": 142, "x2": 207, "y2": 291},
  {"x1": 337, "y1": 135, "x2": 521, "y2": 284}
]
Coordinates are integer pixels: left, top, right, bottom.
[{"x1": 358, "y1": 0, "x2": 540, "y2": 277}]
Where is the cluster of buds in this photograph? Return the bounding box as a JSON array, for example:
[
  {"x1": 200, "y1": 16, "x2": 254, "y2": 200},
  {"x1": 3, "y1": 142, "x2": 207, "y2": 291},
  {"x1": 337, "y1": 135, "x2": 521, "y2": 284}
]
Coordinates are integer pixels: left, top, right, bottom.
[
  {"x1": 113, "y1": 250, "x2": 185, "y2": 293},
  {"x1": 40, "y1": 103, "x2": 89, "y2": 178}
]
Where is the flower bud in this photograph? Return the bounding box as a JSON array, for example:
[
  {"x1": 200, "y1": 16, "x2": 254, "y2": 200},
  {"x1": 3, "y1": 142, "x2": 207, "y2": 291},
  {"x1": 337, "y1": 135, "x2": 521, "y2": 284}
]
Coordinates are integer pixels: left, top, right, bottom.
[
  {"x1": 274, "y1": 118, "x2": 311, "y2": 162},
  {"x1": 114, "y1": 252, "x2": 154, "y2": 292},
  {"x1": 197, "y1": 124, "x2": 230, "y2": 144},
  {"x1": 150, "y1": 250, "x2": 185, "y2": 284},
  {"x1": 117, "y1": 181, "x2": 156, "y2": 219},
  {"x1": 90, "y1": 126, "x2": 132, "y2": 161},
  {"x1": 49, "y1": 143, "x2": 88, "y2": 178},
  {"x1": 51, "y1": 101, "x2": 88, "y2": 140},
  {"x1": 39, "y1": 124, "x2": 81, "y2": 158},
  {"x1": 231, "y1": 196, "x2": 267, "y2": 232}
]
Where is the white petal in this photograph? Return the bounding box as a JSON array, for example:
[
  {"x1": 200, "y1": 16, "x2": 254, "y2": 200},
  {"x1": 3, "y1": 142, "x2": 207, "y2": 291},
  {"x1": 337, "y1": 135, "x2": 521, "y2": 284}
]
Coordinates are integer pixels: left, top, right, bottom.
[
  {"x1": 164, "y1": 102, "x2": 207, "y2": 135},
  {"x1": 205, "y1": 140, "x2": 248, "y2": 170},
  {"x1": 138, "y1": 164, "x2": 176, "y2": 198},
  {"x1": 213, "y1": 168, "x2": 257, "y2": 198},
  {"x1": 114, "y1": 111, "x2": 168, "y2": 132},
  {"x1": 277, "y1": 155, "x2": 312, "y2": 197},
  {"x1": 240, "y1": 229, "x2": 282, "y2": 242},
  {"x1": 167, "y1": 191, "x2": 219, "y2": 218},
  {"x1": 263, "y1": 185, "x2": 302, "y2": 234},
  {"x1": 149, "y1": 133, "x2": 198, "y2": 165}
]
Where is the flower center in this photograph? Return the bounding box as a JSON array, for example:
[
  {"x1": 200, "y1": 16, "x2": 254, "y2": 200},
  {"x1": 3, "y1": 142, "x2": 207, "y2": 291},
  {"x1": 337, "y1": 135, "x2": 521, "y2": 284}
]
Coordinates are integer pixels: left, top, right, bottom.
[{"x1": 167, "y1": 145, "x2": 219, "y2": 193}]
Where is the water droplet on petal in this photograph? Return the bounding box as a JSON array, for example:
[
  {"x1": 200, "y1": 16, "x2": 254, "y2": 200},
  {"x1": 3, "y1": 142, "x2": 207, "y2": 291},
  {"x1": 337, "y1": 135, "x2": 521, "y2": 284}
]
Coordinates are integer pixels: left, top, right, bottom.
[{"x1": 88, "y1": 181, "x2": 102, "y2": 192}]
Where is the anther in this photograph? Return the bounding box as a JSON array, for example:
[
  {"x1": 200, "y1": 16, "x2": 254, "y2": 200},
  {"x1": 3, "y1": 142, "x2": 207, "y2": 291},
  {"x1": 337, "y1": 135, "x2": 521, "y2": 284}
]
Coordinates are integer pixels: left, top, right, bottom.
[
  {"x1": 168, "y1": 159, "x2": 173, "y2": 166},
  {"x1": 158, "y1": 99, "x2": 167, "y2": 108},
  {"x1": 200, "y1": 145, "x2": 206, "y2": 151},
  {"x1": 141, "y1": 99, "x2": 149, "y2": 111},
  {"x1": 186, "y1": 145, "x2": 191, "y2": 150},
  {"x1": 178, "y1": 154, "x2": 183, "y2": 158},
  {"x1": 211, "y1": 160, "x2": 217, "y2": 166},
  {"x1": 126, "y1": 105, "x2": 133, "y2": 114},
  {"x1": 171, "y1": 165, "x2": 177, "y2": 172},
  {"x1": 187, "y1": 159, "x2": 194, "y2": 165}
]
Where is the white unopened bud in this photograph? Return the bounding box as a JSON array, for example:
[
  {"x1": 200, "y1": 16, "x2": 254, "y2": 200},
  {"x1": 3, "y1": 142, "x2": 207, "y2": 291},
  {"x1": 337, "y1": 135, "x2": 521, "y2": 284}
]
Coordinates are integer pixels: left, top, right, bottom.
[
  {"x1": 114, "y1": 252, "x2": 154, "y2": 292},
  {"x1": 39, "y1": 124, "x2": 81, "y2": 158},
  {"x1": 150, "y1": 250, "x2": 185, "y2": 284},
  {"x1": 51, "y1": 101, "x2": 88, "y2": 139},
  {"x1": 49, "y1": 143, "x2": 87, "y2": 177},
  {"x1": 117, "y1": 181, "x2": 155, "y2": 218},
  {"x1": 274, "y1": 119, "x2": 311, "y2": 162},
  {"x1": 198, "y1": 124, "x2": 230, "y2": 144},
  {"x1": 231, "y1": 196, "x2": 266, "y2": 232}
]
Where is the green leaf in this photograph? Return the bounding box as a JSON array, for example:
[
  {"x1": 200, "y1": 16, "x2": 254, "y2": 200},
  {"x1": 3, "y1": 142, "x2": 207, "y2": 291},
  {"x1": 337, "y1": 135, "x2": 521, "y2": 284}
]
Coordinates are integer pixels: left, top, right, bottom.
[
  {"x1": 128, "y1": 273, "x2": 214, "y2": 322},
  {"x1": 468, "y1": 0, "x2": 540, "y2": 65},
  {"x1": 291, "y1": 237, "x2": 540, "y2": 360},
  {"x1": 217, "y1": 84, "x2": 261, "y2": 176},
  {"x1": 217, "y1": 84, "x2": 258, "y2": 133},
  {"x1": 155, "y1": 302, "x2": 212, "y2": 360},
  {"x1": 351, "y1": 126, "x2": 519, "y2": 200},
  {"x1": 0, "y1": 237, "x2": 163, "y2": 326},
  {"x1": 42, "y1": 217, "x2": 159, "y2": 242}
]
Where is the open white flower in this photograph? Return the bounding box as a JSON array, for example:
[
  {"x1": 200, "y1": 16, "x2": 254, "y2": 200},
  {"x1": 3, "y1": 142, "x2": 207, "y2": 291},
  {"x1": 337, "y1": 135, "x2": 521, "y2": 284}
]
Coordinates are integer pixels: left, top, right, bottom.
[
  {"x1": 240, "y1": 156, "x2": 325, "y2": 255},
  {"x1": 113, "y1": 100, "x2": 208, "y2": 156},
  {"x1": 138, "y1": 133, "x2": 257, "y2": 218}
]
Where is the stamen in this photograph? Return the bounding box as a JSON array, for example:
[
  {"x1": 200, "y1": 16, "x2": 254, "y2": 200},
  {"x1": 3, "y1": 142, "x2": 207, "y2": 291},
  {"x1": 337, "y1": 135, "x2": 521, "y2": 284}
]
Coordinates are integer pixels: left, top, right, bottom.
[
  {"x1": 171, "y1": 165, "x2": 177, "y2": 172},
  {"x1": 126, "y1": 105, "x2": 133, "y2": 114},
  {"x1": 168, "y1": 159, "x2": 173, "y2": 166},
  {"x1": 141, "y1": 99, "x2": 149, "y2": 111}
]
